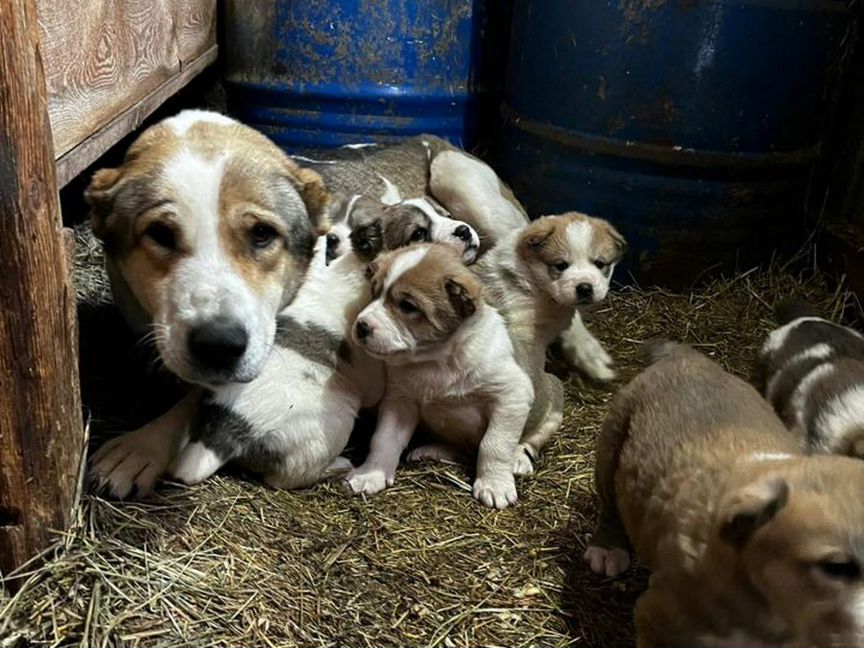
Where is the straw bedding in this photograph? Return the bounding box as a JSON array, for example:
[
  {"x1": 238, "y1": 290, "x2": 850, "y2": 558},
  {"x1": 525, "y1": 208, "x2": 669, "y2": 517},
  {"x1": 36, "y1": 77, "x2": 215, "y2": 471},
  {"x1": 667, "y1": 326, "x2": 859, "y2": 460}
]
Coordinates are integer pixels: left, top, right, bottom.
[{"x1": 1, "y1": 241, "x2": 857, "y2": 647}]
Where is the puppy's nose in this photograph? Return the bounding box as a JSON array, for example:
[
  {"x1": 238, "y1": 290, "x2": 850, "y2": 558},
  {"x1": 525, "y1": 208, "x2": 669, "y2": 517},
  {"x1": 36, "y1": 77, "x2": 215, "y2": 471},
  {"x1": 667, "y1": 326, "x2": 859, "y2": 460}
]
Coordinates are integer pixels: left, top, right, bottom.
[
  {"x1": 453, "y1": 224, "x2": 473, "y2": 243},
  {"x1": 355, "y1": 320, "x2": 372, "y2": 340},
  {"x1": 576, "y1": 283, "x2": 594, "y2": 301},
  {"x1": 188, "y1": 317, "x2": 248, "y2": 370}
]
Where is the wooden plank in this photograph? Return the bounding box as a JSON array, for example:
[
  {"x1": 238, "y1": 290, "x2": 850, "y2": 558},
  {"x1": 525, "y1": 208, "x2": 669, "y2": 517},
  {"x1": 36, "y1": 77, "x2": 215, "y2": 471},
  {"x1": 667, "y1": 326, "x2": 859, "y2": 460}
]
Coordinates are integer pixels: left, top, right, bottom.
[
  {"x1": 37, "y1": 0, "x2": 217, "y2": 159},
  {"x1": 0, "y1": 0, "x2": 83, "y2": 583},
  {"x1": 55, "y1": 44, "x2": 218, "y2": 188}
]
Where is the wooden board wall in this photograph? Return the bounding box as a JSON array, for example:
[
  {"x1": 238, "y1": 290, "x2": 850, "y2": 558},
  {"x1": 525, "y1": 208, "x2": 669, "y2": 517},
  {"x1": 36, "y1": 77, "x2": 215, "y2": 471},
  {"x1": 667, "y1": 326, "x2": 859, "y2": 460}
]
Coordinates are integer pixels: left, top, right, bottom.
[{"x1": 37, "y1": 0, "x2": 217, "y2": 160}]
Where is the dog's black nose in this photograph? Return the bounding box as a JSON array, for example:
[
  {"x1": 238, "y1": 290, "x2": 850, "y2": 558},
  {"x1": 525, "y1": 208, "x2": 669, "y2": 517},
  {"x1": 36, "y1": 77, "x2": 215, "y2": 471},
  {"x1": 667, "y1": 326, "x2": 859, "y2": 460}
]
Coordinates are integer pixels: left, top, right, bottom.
[
  {"x1": 188, "y1": 318, "x2": 248, "y2": 370},
  {"x1": 326, "y1": 233, "x2": 341, "y2": 249},
  {"x1": 355, "y1": 320, "x2": 372, "y2": 340},
  {"x1": 454, "y1": 224, "x2": 472, "y2": 243},
  {"x1": 576, "y1": 283, "x2": 594, "y2": 301}
]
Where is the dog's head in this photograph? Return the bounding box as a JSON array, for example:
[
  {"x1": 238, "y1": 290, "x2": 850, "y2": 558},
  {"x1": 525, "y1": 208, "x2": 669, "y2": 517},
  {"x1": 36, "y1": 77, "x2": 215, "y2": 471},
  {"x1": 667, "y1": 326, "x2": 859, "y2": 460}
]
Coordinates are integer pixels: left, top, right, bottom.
[
  {"x1": 323, "y1": 194, "x2": 480, "y2": 265},
  {"x1": 86, "y1": 110, "x2": 328, "y2": 386},
  {"x1": 352, "y1": 243, "x2": 481, "y2": 362},
  {"x1": 517, "y1": 212, "x2": 626, "y2": 306},
  {"x1": 716, "y1": 457, "x2": 864, "y2": 646}
]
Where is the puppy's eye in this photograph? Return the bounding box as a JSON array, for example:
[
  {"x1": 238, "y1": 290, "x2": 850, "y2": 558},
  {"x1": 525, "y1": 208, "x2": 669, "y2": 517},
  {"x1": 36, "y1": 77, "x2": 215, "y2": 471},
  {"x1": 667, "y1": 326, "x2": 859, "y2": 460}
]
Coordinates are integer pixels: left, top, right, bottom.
[
  {"x1": 593, "y1": 259, "x2": 607, "y2": 270},
  {"x1": 398, "y1": 300, "x2": 419, "y2": 315},
  {"x1": 554, "y1": 261, "x2": 569, "y2": 272},
  {"x1": 251, "y1": 223, "x2": 279, "y2": 249},
  {"x1": 143, "y1": 222, "x2": 177, "y2": 250},
  {"x1": 326, "y1": 233, "x2": 341, "y2": 250},
  {"x1": 817, "y1": 559, "x2": 861, "y2": 581},
  {"x1": 409, "y1": 228, "x2": 428, "y2": 243}
]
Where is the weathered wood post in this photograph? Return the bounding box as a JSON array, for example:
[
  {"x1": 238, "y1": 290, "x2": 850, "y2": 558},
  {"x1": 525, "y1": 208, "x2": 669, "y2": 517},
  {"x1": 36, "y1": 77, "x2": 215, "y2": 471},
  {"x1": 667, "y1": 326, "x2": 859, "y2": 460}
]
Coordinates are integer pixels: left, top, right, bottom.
[{"x1": 0, "y1": 0, "x2": 84, "y2": 581}]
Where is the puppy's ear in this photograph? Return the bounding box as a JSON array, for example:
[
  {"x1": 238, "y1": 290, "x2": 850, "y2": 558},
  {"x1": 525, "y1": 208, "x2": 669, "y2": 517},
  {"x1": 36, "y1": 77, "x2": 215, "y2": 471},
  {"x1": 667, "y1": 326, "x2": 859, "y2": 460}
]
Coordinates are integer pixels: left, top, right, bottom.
[
  {"x1": 521, "y1": 216, "x2": 557, "y2": 249},
  {"x1": 85, "y1": 168, "x2": 123, "y2": 241},
  {"x1": 719, "y1": 477, "x2": 789, "y2": 548},
  {"x1": 601, "y1": 220, "x2": 627, "y2": 260},
  {"x1": 295, "y1": 167, "x2": 330, "y2": 235},
  {"x1": 350, "y1": 220, "x2": 383, "y2": 261},
  {"x1": 444, "y1": 272, "x2": 481, "y2": 320},
  {"x1": 365, "y1": 260, "x2": 379, "y2": 281}
]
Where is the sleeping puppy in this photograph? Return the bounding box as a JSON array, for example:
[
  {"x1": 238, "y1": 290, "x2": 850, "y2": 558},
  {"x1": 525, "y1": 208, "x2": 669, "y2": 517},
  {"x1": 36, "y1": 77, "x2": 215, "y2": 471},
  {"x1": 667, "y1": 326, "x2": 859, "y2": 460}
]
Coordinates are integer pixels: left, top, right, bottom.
[
  {"x1": 89, "y1": 109, "x2": 329, "y2": 498},
  {"x1": 323, "y1": 192, "x2": 479, "y2": 265},
  {"x1": 161, "y1": 205, "x2": 482, "y2": 490},
  {"x1": 345, "y1": 243, "x2": 558, "y2": 509},
  {"x1": 758, "y1": 300, "x2": 864, "y2": 458},
  {"x1": 424, "y1": 135, "x2": 625, "y2": 381},
  {"x1": 585, "y1": 341, "x2": 864, "y2": 647}
]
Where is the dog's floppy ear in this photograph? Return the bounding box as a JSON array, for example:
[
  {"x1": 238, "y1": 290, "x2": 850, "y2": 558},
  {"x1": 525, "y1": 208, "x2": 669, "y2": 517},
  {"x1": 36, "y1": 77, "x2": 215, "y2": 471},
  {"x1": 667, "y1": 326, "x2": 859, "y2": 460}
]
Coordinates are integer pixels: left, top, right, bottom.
[
  {"x1": 601, "y1": 220, "x2": 628, "y2": 260},
  {"x1": 719, "y1": 477, "x2": 789, "y2": 548},
  {"x1": 350, "y1": 220, "x2": 383, "y2": 261},
  {"x1": 85, "y1": 168, "x2": 124, "y2": 241},
  {"x1": 295, "y1": 167, "x2": 330, "y2": 235},
  {"x1": 521, "y1": 216, "x2": 557, "y2": 249},
  {"x1": 444, "y1": 272, "x2": 481, "y2": 320}
]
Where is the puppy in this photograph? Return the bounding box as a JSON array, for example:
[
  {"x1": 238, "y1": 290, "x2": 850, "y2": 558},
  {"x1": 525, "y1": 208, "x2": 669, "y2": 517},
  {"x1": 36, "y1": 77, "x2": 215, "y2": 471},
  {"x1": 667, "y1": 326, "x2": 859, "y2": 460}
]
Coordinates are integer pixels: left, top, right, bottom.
[
  {"x1": 89, "y1": 110, "x2": 328, "y2": 498},
  {"x1": 585, "y1": 341, "x2": 864, "y2": 647},
  {"x1": 152, "y1": 206, "x2": 482, "y2": 490},
  {"x1": 759, "y1": 300, "x2": 864, "y2": 458},
  {"x1": 346, "y1": 243, "x2": 542, "y2": 509},
  {"x1": 425, "y1": 136, "x2": 625, "y2": 381},
  {"x1": 324, "y1": 193, "x2": 479, "y2": 265}
]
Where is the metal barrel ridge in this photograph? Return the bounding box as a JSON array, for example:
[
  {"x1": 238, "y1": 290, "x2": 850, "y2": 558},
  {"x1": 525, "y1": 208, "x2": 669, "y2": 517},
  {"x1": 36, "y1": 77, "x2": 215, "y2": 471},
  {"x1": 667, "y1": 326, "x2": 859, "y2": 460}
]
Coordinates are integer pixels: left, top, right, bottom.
[
  {"x1": 498, "y1": 0, "x2": 853, "y2": 287},
  {"x1": 223, "y1": 0, "x2": 500, "y2": 152}
]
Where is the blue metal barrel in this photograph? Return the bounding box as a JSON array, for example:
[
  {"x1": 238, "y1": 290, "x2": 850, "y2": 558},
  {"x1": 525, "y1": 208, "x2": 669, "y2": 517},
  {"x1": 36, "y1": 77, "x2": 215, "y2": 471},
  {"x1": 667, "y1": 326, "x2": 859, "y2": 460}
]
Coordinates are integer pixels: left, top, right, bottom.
[
  {"x1": 498, "y1": 0, "x2": 852, "y2": 285},
  {"x1": 224, "y1": 0, "x2": 499, "y2": 151}
]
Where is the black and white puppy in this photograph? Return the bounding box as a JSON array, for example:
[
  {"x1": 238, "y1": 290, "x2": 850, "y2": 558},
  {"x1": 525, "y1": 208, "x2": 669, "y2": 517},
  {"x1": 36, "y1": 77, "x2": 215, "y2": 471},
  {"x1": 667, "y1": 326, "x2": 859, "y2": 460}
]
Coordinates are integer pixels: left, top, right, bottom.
[{"x1": 759, "y1": 300, "x2": 864, "y2": 458}]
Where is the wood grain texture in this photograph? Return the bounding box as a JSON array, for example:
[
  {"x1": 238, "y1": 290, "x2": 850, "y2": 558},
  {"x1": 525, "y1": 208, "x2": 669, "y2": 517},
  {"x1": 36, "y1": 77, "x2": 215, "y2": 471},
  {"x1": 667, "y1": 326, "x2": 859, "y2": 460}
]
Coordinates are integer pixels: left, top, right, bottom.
[
  {"x1": 0, "y1": 0, "x2": 83, "y2": 583},
  {"x1": 55, "y1": 45, "x2": 217, "y2": 188},
  {"x1": 37, "y1": 0, "x2": 217, "y2": 158}
]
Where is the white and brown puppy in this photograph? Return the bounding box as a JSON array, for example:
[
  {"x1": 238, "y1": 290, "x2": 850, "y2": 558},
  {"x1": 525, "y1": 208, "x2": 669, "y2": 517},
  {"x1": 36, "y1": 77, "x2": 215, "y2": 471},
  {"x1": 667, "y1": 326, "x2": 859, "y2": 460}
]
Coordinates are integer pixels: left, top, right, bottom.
[
  {"x1": 167, "y1": 205, "x2": 482, "y2": 490},
  {"x1": 474, "y1": 212, "x2": 626, "y2": 386},
  {"x1": 346, "y1": 243, "x2": 544, "y2": 509},
  {"x1": 585, "y1": 341, "x2": 864, "y2": 647},
  {"x1": 425, "y1": 136, "x2": 625, "y2": 381},
  {"x1": 89, "y1": 109, "x2": 328, "y2": 498},
  {"x1": 759, "y1": 300, "x2": 864, "y2": 458},
  {"x1": 324, "y1": 192, "x2": 479, "y2": 265}
]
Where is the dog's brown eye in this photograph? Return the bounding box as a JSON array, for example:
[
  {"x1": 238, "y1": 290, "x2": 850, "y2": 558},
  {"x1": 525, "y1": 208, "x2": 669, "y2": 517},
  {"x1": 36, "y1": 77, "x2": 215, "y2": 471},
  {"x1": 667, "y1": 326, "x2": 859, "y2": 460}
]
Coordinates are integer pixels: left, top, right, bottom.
[
  {"x1": 593, "y1": 259, "x2": 607, "y2": 270},
  {"x1": 409, "y1": 228, "x2": 428, "y2": 243},
  {"x1": 554, "y1": 261, "x2": 569, "y2": 272},
  {"x1": 817, "y1": 559, "x2": 861, "y2": 581},
  {"x1": 143, "y1": 222, "x2": 177, "y2": 250},
  {"x1": 398, "y1": 299, "x2": 419, "y2": 315},
  {"x1": 250, "y1": 223, "x2": 279, "y2": 249}
]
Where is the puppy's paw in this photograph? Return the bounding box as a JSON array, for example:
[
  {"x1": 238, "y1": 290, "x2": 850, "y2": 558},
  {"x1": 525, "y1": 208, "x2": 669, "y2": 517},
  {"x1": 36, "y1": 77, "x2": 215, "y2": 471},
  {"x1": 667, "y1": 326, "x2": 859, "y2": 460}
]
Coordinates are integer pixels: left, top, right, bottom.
[
  {"x1": 563, "y1": 334, "x2": 616, "y2": 382},
  {"x1": 89, "y1": 429, "x2": 170, "y2": 499},
  {"x1": 344, "y1": 466, "x2": 393, "y2": 496},
  {"x1": 583, "y1": 545, "x2": 630, "y2": 577},
  {"x1": 168, "y1": 441, "x2": 225, "y2": 485},
  {"x1": 322, "y1": 456, "x2": 354, "y2": 477},
  {"x1": 512, "y1": 444, "x2": 535, "y2": 476},
  {"x1": 473, "y1": 474, "x2": 518, "y2": 509}
]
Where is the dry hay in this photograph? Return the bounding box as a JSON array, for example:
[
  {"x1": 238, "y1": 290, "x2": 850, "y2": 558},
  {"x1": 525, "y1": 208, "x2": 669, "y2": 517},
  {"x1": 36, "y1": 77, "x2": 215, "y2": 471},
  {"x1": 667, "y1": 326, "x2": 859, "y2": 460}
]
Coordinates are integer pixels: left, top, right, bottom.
[{"x1": 1, "y1": 256, "x2": 858, "y2": 648}]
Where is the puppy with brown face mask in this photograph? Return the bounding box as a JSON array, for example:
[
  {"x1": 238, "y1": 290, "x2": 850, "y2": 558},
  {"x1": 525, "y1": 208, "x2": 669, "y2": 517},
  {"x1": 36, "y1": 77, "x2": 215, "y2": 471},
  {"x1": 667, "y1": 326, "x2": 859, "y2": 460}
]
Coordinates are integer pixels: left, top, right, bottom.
[
  {"x1": 585, "y1": 341, "x2": 864, "y2": 647},
  {"x1": 758, "y1": 300, "x2": 864, "y2": 459},
  {"x1": 424, "y1": 136, "x2": 626, "y2": 383},
  {"x1": 345, "y1": 243, "x2": 536, "y2": 509}
]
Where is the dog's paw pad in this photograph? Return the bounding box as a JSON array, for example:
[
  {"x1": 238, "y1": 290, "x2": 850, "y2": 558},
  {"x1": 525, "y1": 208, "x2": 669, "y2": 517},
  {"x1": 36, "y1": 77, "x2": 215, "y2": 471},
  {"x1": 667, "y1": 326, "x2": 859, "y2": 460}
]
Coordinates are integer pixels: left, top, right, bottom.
[
  {"x1": 583, "y1": 545, "x2": 630, "y2": 577},
  {"x1": 473, "y1": 475, "x2": 518, "y2": 509},
  {"x1": 344, "y1": 468, "x2": 392, "y2": 496}
]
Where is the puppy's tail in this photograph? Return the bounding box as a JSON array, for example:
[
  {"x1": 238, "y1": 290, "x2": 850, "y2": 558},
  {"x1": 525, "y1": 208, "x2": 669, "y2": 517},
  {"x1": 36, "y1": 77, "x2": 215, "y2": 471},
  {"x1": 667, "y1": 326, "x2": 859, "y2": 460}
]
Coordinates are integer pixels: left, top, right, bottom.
[
  {"x1": 640, "y1": 339, "x2": 690, "y2": 365},
  {"x1": 774, "y1": 299, "x2": 821, "y2": 325}
]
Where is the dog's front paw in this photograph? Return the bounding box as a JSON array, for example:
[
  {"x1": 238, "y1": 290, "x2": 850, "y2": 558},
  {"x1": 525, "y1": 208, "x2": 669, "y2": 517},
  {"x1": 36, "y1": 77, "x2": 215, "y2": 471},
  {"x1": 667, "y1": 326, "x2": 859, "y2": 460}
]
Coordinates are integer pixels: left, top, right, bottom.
[
  {"x1": 562, "y1": 333, "x2": 616, "y2": 382},
  {"x1": 512, "y1": 444, "x2": 535, "y2": 476},
  {"x1": 344, "y1": 466, "x2": 394, "y2": 496},
  {"x1": 89, "y1": 429, "x2": 170, "y2": 499},
  {"x1": 583, "y1": 545, "x2": 630, "y2": 577},
  {"x1": 473, "y1": 474, "x2": 518, "y2": 509}
]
